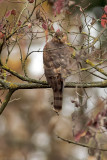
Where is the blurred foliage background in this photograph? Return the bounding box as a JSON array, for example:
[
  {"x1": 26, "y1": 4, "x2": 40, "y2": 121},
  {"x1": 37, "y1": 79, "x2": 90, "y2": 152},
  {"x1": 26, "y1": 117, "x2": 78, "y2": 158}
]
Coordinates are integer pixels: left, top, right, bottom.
[{"x1": 0, "y1": 0, "x2": 107, "y2": 160}]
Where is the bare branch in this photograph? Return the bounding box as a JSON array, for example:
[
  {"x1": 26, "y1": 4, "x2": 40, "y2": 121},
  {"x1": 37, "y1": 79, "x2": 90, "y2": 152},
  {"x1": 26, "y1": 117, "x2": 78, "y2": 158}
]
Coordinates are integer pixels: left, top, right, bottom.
[
  {"x1": 0, "y1": 89, "x2": 15, "y2": 115},
  {"x1": 57, "y1": 136, "x2": 107, "y2": 152},
  {"x1": 0, "y1": 78, "x2": 107, "y2": 90},
  {"x1": 1, "y1": 65, "x2": 47, "y2": 85}
]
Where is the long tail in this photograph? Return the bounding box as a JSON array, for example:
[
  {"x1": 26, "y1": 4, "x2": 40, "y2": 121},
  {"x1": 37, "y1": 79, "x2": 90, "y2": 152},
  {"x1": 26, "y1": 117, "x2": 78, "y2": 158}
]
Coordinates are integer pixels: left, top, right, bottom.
[
  {"x1": 53, "y1": 90, "x2": 63, "y2": 111},
  {"x1": 50, "y1": 74, "x2": 63, "y2": 111}
]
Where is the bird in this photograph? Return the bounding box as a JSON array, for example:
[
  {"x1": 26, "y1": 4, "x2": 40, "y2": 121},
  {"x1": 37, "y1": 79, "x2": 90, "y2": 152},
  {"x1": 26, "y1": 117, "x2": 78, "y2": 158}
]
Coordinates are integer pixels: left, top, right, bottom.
[{"x1": 43, "y1": 31, "x2": 72, "y2": 112}]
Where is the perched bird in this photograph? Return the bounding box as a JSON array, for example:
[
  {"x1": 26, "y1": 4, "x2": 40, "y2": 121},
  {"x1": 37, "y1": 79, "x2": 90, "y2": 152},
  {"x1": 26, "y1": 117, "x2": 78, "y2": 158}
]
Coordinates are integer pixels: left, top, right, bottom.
[{"x1": 43, "y1": 31, "x2": 72, "y2": 112}]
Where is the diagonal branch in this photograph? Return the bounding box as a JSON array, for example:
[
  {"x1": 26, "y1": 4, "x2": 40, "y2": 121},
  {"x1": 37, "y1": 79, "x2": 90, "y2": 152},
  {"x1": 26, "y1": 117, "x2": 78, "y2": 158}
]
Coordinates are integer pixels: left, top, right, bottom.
[
  {"x1": 86, "y1": 27, "x2": 107, "y2": 49},
  {"x1": 57, "y1": 136, "x2": 107, "y2": 152},
  {"x1": 0, "y1": 89, "x2": 15, "y2": 115},
  {"x1": 86, "y1": 59, "x2": 107, "y2": 77},
  {"x1": 2, "y1": 65, "x2": 47, "y2": 85}
]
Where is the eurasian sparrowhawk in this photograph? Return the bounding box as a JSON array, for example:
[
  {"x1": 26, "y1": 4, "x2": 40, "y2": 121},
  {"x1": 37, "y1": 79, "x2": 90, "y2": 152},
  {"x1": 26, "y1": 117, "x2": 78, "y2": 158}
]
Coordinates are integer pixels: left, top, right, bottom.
[{"x1": 43, "y1": 31, "x2": 72, "y2": 111}]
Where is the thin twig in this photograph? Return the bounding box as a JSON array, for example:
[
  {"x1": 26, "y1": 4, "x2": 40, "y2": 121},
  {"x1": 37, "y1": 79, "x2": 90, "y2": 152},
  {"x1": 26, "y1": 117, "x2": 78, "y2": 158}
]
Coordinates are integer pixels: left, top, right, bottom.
[{"x1": 57, "y1": 136, "x2": 107, "y2": 152}]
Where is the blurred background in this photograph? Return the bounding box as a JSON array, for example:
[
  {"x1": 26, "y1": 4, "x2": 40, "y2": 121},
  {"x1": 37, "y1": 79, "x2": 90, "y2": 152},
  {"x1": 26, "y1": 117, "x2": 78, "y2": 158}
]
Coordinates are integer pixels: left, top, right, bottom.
[{"x1": 0, "y1": 0, "x2": 107, "y2": 160}]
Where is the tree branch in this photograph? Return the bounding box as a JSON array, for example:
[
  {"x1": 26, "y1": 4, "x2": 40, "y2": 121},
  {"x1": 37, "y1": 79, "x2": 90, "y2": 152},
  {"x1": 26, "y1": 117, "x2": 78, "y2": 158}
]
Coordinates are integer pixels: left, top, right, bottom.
[
  {"x1": 6, "y1": 0, "x2": 46, "y2": 41},
  {"x1": 57, "y1": 136, "x2": 107, "y2": 152},
  {"x1": 0, "y1": 89, "x2": 15, "y2": 115},
  {"x1": 87, "y1": 27, "x2": 107, "y2": 49},
  {"x1": 86, "y1": 59, "x2": 107, "y2": 77},
  {"x1": 2, "y1": 65, "x2": 47, "y2": 85},
  {"x1": 0, "y1": 78, "x2": 107, "y2": 90}
]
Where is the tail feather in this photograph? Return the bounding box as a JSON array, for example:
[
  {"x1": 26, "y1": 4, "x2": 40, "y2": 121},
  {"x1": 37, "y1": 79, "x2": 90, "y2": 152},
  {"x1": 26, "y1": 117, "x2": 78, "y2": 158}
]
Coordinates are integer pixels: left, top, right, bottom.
[
  {"x1": 53, "y1": 90, "x2": 63, "y2": 111},
  {"x1": 51, "y1": 73, "x2": 63, "y2": 111}
]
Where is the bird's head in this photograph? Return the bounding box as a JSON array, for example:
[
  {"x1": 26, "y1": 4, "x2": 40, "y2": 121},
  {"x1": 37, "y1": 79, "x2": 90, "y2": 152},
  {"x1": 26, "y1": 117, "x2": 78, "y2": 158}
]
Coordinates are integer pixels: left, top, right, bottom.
[{"x1": 53, "y1": 31, "x2": 68, "y2": 43}]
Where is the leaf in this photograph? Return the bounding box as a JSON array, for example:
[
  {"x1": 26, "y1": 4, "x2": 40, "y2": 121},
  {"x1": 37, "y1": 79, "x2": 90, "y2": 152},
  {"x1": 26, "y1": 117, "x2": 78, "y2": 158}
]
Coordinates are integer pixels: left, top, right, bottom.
[
  {"x1": 79, "y1": 7, "x2": 83, "y2": 12},
  {"x1": 49, "y1": 24, "x2": 55, "y2": 32},
  {"x1": 87, "y1": 120, "x2": 92, "y2": 126},
  {"x1": 18, "y1": 20, "x2": 22, "y2": 26},
  {"x1": 68, "y1": 1, "x2": 75, "y2": 6},
  {"x1": 91, "y1": 17, "x2": 96, "y2": 25},
  {"x1": 101, "y1": 14, "x2": 107, "y2": 28},
  {"x1": 53, "y1": 0, "x2": 65, "y2": 16},
  {"x1": 28, "y1": 0, "x2": 34, "y2": 3},
  {"x1": 5, "y1": 10, "x2": 11, "y2": 18},
  {"x1": 0, "y1": 24, "x2": 3, "y2": 31},
  {"x1": 45, "y1": 30, "x2": 48, "y2": 42},
  {"x1": 11, "y1": 9, "x2": 16, "y2": 16},
  {"x1": 71, "y1": 100, "x2": 80, "y2": 108},
  {"x1": 0, "y1": 32, "x2": 4, "y2": 39},
  {"x1": 56, "y1": 29, "x2": 61, "y2": 32},
  {"x1": 28, "y1": 23, "x2": 32, "y2": 28},
  {"x1": 104, "y1": 5, "x2": 107, "y2": 14},
  {"x1": 42, "y1": 22, "x2": 48, "y2": 30},
  {"x1": 79, "y1": 25, "x2": 83, "y2": 33},
  {"x1": 75, "y1": 130, "x2": 86, "y2": 142}
]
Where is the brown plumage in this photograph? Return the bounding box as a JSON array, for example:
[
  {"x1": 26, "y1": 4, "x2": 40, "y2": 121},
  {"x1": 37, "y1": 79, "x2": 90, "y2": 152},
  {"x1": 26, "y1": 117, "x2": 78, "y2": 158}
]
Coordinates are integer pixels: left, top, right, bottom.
[{"x1": 43, "y1": 31, "x2": 72, "y2": 111}]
